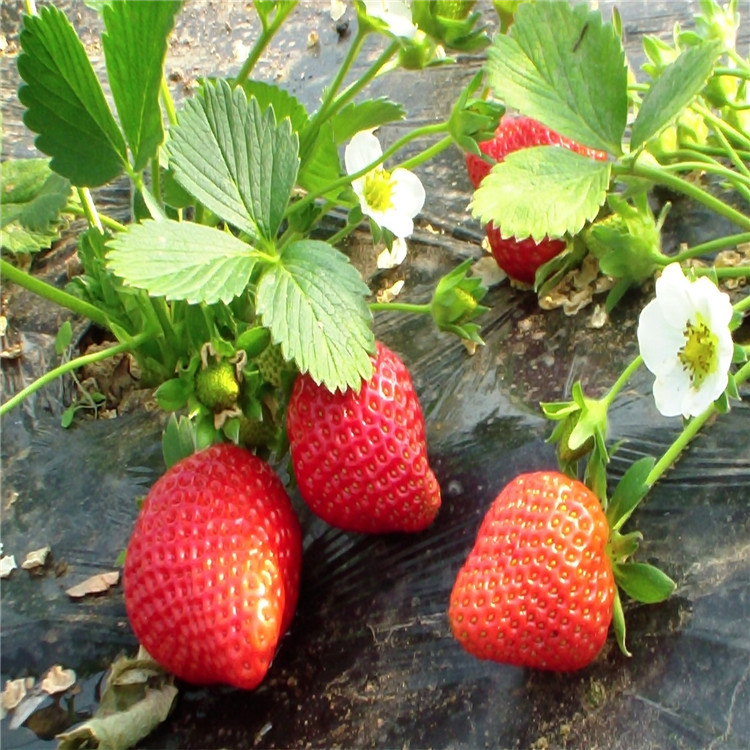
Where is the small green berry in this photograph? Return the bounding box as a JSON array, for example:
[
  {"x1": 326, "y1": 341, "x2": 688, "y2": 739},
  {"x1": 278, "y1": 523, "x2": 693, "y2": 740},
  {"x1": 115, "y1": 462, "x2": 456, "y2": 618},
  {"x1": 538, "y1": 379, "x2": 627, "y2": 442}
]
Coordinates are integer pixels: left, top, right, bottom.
[{"x1": 194, "y1": 361, "x2": 240, "y2": 412}]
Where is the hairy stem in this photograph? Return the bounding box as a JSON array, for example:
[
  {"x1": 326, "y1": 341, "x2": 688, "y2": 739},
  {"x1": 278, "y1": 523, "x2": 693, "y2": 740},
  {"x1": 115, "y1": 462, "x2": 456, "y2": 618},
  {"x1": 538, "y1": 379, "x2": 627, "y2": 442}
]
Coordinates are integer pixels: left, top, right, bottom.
[
  {"x1": 0, "y1": 331, "x2": 152, "y2": 417},
  {"x1": 233, "y1": 0, "x2": 298, "y2": 87},
  {"x1": 1, "y1": 259, "x2": 110, "y2": 330}
]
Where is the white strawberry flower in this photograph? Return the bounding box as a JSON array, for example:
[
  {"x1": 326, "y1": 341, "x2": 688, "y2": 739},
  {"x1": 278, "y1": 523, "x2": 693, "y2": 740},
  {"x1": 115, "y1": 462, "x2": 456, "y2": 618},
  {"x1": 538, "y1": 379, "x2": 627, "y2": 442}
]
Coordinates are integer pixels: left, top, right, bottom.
[
  {"x1": 362, "y1": 0, "x2": 417, "y2": 39},
  {"x1": 637, "y1": 263, "x2": 734, "y2": 418},
  {"x1": 345, "y1": 130, "x2": 425, "y2": 239}
]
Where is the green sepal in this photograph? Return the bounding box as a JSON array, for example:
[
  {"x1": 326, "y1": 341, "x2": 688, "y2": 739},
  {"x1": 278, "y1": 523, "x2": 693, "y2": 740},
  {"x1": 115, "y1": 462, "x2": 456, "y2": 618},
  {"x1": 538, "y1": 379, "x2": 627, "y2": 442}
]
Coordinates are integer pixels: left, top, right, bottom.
[
  {"x1": 611, "y1": 588, "x2": 631, "y2": 657},
  {"x1": 412, "y1": 0, "x2": 490, "y2": 52},
  {"x1": 613, "y1": 562, "x2": 676, "y2": 604},
  {"x1": 430, "y1": 259, "x2": 489, "y2": 345},
  {"x1": 153, "y1": 377, "x2": 193, "y2": 412},
  {"x1": 162, "y1": 413, "x2": 198, "y2": 468},
  {"x1": 236, "y1": 327, "x2": 272, "y2": 359},
  {"x1": 583, "y1": 192, "x2": 668, "y2": 289},
  {"x1": 448, "y1": 72, "x2": 504, "y2": 154}
]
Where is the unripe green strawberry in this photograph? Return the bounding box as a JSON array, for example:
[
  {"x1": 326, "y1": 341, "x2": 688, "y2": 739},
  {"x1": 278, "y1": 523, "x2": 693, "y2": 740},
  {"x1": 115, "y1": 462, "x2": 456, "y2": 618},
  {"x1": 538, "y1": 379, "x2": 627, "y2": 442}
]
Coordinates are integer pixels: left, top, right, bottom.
[
  {"x1": 449, "y1": 471, "x2": 615, "y2": 671},
  {"x1": 194, "y1": 360, "x2": 240, "y2": 411},
  {"x1": 238, "y1": 413, "x2": 278, "y2": 449},
  {"x1": 256, "y1": 344, "x2": 292, "y2": 389},
  {"x1": 435, "y1": 0, "x2": 476, "y2": 19}
]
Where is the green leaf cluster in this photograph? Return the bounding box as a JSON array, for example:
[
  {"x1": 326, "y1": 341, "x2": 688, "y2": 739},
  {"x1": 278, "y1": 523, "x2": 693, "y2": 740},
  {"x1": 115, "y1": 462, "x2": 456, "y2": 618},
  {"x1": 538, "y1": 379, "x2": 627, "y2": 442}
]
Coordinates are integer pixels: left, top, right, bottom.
[{"x1": 471, "y1": 1, "x2": 730, "y2": 258}]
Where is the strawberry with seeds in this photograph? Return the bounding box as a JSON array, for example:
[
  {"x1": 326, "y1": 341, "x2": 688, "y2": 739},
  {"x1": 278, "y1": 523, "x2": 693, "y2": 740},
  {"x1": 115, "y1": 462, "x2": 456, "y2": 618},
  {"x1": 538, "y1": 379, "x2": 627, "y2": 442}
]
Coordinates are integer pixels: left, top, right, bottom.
[
  {"x1": 123, "y1": 443, "x2": 302, "y2": 690},
  {"x1": 287, "y1": 341, "x2": 441, "y2": 534},
  {"x1": 449, "y1": 471, "x2": 614, "y2": 671},
  {"x1": 466, "y1": 115, "x2": 607, "y2": 284}
]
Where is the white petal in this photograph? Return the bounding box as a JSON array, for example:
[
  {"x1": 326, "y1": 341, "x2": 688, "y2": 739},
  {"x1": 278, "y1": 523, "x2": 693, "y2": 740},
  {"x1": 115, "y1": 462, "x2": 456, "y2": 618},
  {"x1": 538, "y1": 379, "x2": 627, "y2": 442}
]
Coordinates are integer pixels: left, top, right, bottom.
[
  {"x1": 390, "y1": 168, "x2": 426, "y2": 218},
  {"x1": 638, "y1": 299, "x2": 684, "y2": 375},
  {"x1": 363, "y1": 0, "x2": 417, "y2": 38},
  {"x1": 377, "y1": 207, "x2": 414, "y2": 238},
  {"x1": 377, "y1": 237, "x2": 408, "y2": 269},
  {"x1": 691, "y1": 276, "x2": 734, "y2": 331},
  {"x1": 687, "y1": 368, "x2": 729, "y2": 416},
  {"x1": 652, "y1": 365, "x2": 691, "y2": 418},
  {"x1": 345, "y1": 131, "x2": 383, "y2": 175},
  {"x1": 654, "y1": 263, "x2": 693, "y2": 330}
]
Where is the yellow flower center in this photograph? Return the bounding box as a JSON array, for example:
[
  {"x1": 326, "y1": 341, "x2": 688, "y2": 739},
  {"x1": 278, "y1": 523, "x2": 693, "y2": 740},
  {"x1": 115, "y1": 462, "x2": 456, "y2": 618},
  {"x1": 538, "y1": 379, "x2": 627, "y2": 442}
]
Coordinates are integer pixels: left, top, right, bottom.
[
  {"x1": 679, "y1": 315, "x2": 718, "y2": 388},
  {"x1": 363, "y1": 168, "x2": 394, "y2": 212}
]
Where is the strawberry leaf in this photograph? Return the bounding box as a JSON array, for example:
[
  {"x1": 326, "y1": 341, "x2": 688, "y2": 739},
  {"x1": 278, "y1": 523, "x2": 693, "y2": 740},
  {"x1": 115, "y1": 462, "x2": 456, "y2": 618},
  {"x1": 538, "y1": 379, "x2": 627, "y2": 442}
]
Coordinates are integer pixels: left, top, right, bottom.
[
  {"x1": 107, "y1": 219, "x2": 258, "y2": 304},
  {"x1": 484, "y1": 2, "x2": 627, "y2": 155},
  {"x1": 0, "y1": 158, "x2": 71, "y2": 232},
  {"x1": 166, "y1": 80, "x2": 299, "y2": 242},
  {"x1": 101, "y1": 1, "x2": 181, "y2": 172},
  {"x1": 17, "y1": 5, "x2": 128, "y2": 187},
  {"x1": 630, "y1": 40, "x2": 722, "y2": 150},
  {"x1": 607, "y1": 456, "x2": 655, "y2": 531},
  {"x1": 471, "y1": 146, "x2": 611, "y2": 241},
  {"x1": 329, "y1": 98, "x2": 406, "y2": 145},
  {"x1": 256, "y1": 239, "x2": 374, "y2": 392},
  {"x1": 614, "y1": 562, "x2": 676, "y2": 604}
]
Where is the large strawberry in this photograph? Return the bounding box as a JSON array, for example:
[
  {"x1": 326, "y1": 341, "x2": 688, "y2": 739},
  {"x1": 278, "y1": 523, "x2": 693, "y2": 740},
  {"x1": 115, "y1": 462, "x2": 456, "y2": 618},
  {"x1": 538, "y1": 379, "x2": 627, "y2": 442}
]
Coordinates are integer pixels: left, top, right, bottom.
[
  {"x1": 286, "y1": 341, "x2": 441, "y2": 534},
  {"x1": 123, "y1": 443, "x2": 302, "y2": 690},
  {"x1": 466, "y1": 115, "x2": 607, "y2": 284},
  {"x1": 449, "y1": 471, "x2": 615, "y2": 671}
]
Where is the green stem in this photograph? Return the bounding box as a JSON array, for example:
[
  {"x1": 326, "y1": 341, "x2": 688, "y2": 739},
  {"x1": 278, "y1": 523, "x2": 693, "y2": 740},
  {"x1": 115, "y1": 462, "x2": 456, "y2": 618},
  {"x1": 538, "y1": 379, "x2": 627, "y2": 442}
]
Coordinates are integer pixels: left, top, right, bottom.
[
  {"x1": 65, "y1": 204, "x2": 126, "y2": 233},
  {"x1": 692, "y1": 265, "x2": 750, "y2": 280},
  {"x1": 659, "y1": 159, "x2": 750, "y2": 190},
  {"x1": 697, "y1": 102, "x2": 750, "y2": 151},
  {"x1": 233, "y1": 0, "x2": 298, "y2": 87},
  {"x1": 160, "y1": 77, "x2": 178, "y2": 126},
  {"x1": 369, "y1": 300, "x2": 431, "y2": 315},
  {"x1": 307, "y1": 28, "x2": 370, "y2": 131},
  {"x1": 395, "y1": 134, "x2": 453, "y2": 171},
  {"x1": 322, "y1": 38, "x2": 401, "y2": 121},
  {"x1": 0, "y1": 331, "x2": 152, "y2": 417},
  {"x1": 602, "y1": 355, "x2": 643, "y2": 409},
  {"x1": 78, "y1": 187, "x2": 103, "y2": 233},
  {"x1": 671, "y1": 232, "x2": 750, "y2": 263},
  {"x1": 1, "y1": 258, "x2": 110, "y2": 330},
  {"x1": 645, "y1": 358, "x2": 750, "y2": 488},
  {"x1": 733, "y1": 295, "x2": 750, "y2": 316},
  {"x1": 620, "y1": 159, "x2": 750, "y2": 231}
]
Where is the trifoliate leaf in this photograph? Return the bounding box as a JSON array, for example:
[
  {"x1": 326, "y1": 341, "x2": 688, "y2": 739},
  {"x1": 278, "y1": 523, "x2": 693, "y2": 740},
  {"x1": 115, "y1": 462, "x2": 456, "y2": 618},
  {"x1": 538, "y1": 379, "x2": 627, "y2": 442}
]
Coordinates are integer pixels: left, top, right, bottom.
[
  {"x1": 630, "y1": 40, "x2": 722, "y2": 150},
  {"x1": 101, "y1": 1, "x2": 181, "y2": 171},
  {"x1": 166, "y1": 80, "x2": 299, "y2": 241},
  {"x1": 614, "y1": 562, "x2": 676, "y2": 604},
  {"x1": 0, "y1": 158, "x2": 71, "y2": 231},
  {"x1": 17, "y1": 5, "x2": 128, "y2": 186},
  {"x1": 256, "y1": 239, "x2": 374, "y2": 392},
  {"x1": 471, "y1": 146, "x2": 611, "y2": 241},
  {"x1": 107, "y1": 219, "x2": 258, "y2": 304},
  {"x1": 485, "y1": 1, "x2": 627, "y2": 155}
]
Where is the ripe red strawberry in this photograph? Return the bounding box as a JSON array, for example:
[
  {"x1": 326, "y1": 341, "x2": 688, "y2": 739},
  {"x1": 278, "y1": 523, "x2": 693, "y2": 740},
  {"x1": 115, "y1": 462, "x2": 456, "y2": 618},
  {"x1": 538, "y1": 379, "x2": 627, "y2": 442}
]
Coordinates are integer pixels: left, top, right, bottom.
[
  {"x1": 123, "y1": 443, "x2": 302, "y2": 690},
  {"x1": 449, "y1": 471, "x2": 615, "y2": 671},
  {"x1": 466, "y1": 115, "x2": 607, "y2": 284},
  {"x1": 286, "y1": 341, "x2": 441, "y2": 534}
]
